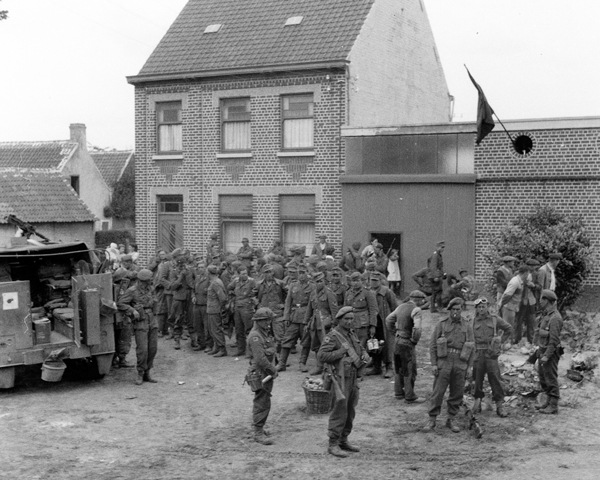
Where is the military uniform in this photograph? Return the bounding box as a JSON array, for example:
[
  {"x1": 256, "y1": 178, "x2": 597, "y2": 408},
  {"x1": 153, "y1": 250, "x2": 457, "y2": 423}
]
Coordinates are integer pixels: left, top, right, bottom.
[
  {"x1": 155, "y1": 260, "x2": 172, "y2": 335},
  {"x1": 472, "y1": 309, "x2": 512, "y2": 410},
  {"x1": 168, "y1": 262, "x2": 193, "y2": 348},
  {"x1": 317, "y1": 315, "x2": 367, "y2": 456},
  {"x1": 229, "y1": 275, "x2": 258, "y2": 355},
  {"x1": 192, "y1": 270, "x2": 210, "y2": 350},
  {"x1": 247, "y1": 314, "x2": 278, "y2": 442},
  {"x1": 257, "y1": 277, "x2": 286, "y2": 351},
  {"x1": 344, "y1": 285, "x2": 378, "y2": 347},
  {"x1": 427, "y1": 247, "x2": 444, "y2": 312},
  {"x1": 386, "y1": 300, "x2": 423, "y2": 401},
  {"x1": 113, "y1": 271, "x2": 134, "y2": 367},
  {"x1": 237, "y1": 244, "x2": 254, "y2": 271},
  {"x1": 369, "y1": 283, "x2": 397, "y2": 376},
  {"x1": 534, "y1": 296, "x2": 563, "y2": 413},
  {"x1": 427, "y1": 306, "x2": 474, "y2": 427},
  {"x1": 303, "y1": 284, "x2": 338, "y2": 373},
  {"x1": 117, "y1": 275, "x2": 158, "y2": 383},
  {"x1": 207, "y1": 275, "x2": 228, "y2": 356}
]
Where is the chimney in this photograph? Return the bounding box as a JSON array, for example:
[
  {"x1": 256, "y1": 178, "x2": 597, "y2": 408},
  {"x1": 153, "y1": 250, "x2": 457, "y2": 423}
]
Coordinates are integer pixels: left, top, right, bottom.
[{"x1": 69, "y1": 123, "x2": 87, "y2": 151}]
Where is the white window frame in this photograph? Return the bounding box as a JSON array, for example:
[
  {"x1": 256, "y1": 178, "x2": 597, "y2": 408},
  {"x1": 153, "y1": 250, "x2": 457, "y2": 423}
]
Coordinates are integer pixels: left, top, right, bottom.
[
  {"x1": 282, "y1": 94, "x2": 314, "y2": 150},
  {"x1": 221, "y1": 97, "x2": 251, "y2": 152},
  {"x1": 157, "y1": 101, "x2": 183, "y2": 153}
]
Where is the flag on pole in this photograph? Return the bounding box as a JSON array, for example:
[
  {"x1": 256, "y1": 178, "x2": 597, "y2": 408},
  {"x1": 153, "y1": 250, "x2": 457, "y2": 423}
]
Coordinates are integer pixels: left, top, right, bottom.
[{"x1": 465, "y1": 67, "x2": 495, "y2": 145}]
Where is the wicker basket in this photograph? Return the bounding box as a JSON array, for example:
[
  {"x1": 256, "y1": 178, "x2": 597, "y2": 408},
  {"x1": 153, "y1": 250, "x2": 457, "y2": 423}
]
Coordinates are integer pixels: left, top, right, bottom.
[{"x1": 302, "y1": 385, "x2": 332, "y2": 414}]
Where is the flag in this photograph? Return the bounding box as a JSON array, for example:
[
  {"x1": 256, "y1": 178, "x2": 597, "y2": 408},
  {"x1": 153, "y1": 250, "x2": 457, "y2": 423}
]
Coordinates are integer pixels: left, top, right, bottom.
[{"x1": 465, "y1": 67, "x2": 495, "y2": 145}]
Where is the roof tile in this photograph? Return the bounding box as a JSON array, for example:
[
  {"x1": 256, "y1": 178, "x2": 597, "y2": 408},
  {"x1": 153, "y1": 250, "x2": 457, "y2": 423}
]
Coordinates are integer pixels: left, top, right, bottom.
[
  {"x1": 0, "y1": 141, "x2": 77, "y2": 170},
  {"x1": 90, "y1": 151, "x2": 134, "y2": 187}
]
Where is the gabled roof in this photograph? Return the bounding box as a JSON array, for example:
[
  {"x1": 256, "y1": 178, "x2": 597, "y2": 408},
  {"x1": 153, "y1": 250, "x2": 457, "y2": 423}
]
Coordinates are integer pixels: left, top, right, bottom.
[
  {"x1": 0, "y1": 170, "x2": 96, "y2": 224},
  {"x1": 0, "y1": 141, "x2": 78, "y2": 170},
  {"x1": 90, "y1": 151, "x2": 134, "y2": 187},
  {"x1": 130, "y1": 0, "x2": 376, "y2": 82}
]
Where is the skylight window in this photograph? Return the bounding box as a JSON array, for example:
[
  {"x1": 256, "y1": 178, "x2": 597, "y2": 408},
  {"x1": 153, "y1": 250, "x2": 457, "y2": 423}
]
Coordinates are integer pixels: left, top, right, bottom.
[
  {"x1": 285, "y1": 16, "x2": 303, "y2": 26},
  {"x1": 204, "y1": 24, "x2": 222, "y2": 33}
]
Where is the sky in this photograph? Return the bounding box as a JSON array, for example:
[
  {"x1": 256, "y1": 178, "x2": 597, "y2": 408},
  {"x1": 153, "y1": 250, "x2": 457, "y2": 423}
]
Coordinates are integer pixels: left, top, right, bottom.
[{"x1": 0, "y1": 0, "x2": 599, "y2": 150}]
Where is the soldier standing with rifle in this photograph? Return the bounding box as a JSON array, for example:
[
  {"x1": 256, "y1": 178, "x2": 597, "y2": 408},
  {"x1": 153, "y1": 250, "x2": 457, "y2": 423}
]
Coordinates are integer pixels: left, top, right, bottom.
[{"x1": 317, "y1": 307, "x2": 369, "y2": 458}]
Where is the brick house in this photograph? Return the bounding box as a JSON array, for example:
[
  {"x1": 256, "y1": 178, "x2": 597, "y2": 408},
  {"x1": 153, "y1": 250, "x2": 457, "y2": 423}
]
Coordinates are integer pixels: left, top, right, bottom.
[
  {"x1": 0, "y1": 124, "x2": 112, "y2": 231},
  {"x1": 341, "y1": 116, "x2": 600, "y2": 291},
  {"x1": 127, "y1": 0, "x2": 452, "y2": 260}
]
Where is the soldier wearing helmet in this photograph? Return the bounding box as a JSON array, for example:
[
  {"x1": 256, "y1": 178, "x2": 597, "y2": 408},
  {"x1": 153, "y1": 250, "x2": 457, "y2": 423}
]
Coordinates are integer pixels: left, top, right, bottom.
[{"x1": 112, "y1": 267, "x2": 136, "y2": 370}]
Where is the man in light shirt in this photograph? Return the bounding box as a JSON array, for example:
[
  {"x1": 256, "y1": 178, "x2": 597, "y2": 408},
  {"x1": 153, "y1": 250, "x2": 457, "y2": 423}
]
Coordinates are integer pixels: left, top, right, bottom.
[{"x1": 537, "y1": 253, "x2": 562, "y2": 294}]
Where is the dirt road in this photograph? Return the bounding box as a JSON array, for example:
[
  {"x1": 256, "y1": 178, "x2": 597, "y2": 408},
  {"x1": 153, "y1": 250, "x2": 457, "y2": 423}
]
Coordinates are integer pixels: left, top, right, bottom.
[{"x1": 2, "y1": 310, "x2": 599, "y2": 480}]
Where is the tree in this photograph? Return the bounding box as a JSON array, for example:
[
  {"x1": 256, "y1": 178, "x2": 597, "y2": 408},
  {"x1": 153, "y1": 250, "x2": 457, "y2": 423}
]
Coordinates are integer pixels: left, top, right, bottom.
[
  {"x1": 0, "y1": 0, "x2": 8, "y2": 21},
  {"x1": 104, "y1": 165, "x2": 135, "y2": 220},
  {"x1": 484, "y1": 204, "x2": 595, "y2": 311}
]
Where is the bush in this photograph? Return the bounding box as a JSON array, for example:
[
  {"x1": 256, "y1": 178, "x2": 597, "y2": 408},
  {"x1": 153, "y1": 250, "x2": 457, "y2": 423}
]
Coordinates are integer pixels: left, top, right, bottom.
[
  {"x1": 95, "y1": 229, "x2": 135, "y2": 249},
  {"x1": 107, "y1": 166, "x2": 135, "y2": 220},
  {"x1": 484, "y1": 204, "x2": 595, "y2": 311}
]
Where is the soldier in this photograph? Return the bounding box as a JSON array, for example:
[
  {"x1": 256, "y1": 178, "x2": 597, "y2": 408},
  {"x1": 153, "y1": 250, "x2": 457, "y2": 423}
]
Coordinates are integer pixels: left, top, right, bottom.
[
  {"x1": 329, "y1": 267, "x2": 347, "y2": 307},
  {"x1": 311, "y1": 234, "x2": 332, "y2": 259},
  {"x1": 117, "y1": 269, "x2": 159, "y2": 385},
  {"x1": 206, "y1": 233, "x2": 220, "y2": 258},
  {"x1": 385, "y1": 290, "x2": 426, "y2": 403},
  {"x1": 412, "y1": 267, "x2": 433, "y2": 297},
  {"x1": 344, "y1": 271, "x2": 378, "y2": 348},
  {"x1": 277, "y1": 264, "x2": 313, "y2": 372},
  {"x1": 228, "y1": 267, "x2": 258, "y2": 357},
  {"x1": 206, "y1": 265, "x2": 229, "y2": 357},
  {"x1": 269, "y1": 255, "x2": 285, "y2": 280},
  {"x1": 257, "y1": 264, "x2": 286, "y2": 353},
  {"x1": 154, "y1": 251, "x2": 172, "y2": 337},
  {"x1": 367, "y1": 274, "x2": 397, "y2": 378},
  {"x1": 168, "y1": 254, "x2": 193, "y2": 350},
  {"x1": 247, "y1": 308, "x2": 279, "y2": 445},
  {"x1": 423, "y1": 297, "x2": 475, "y2": 433},
  {"x1": 427, "y1": 241, "x2": 446, "y2": 313},
  {"x1": 372, "y1": 243, "x2": 388, "y2": 276},
  {"x1": 237, "y1": 237, "x2": 254, "y2": 271},
  {"x1": 304, "y1": 271, "x2": 339, "y2": 375},
  {"x1": 339, "y1": 241, "x2": 364, "y2": 273},
  {"x1": 267, "y1": 238, "x2": 286, "y2": 259},
  {"x1": 515, "y1": 258, "x2": 540, "y2": 345},
  {"x1": 112, "y1": 267, "x2": 135, "y2": 369},
  {"x1": 120, "y1": 254, "x2": 140, "y2": 273},
  {"x1": 191, "y1": 264, "x2": 210, "y2": 352},
  {"x1": 317, "y1": 307, "x2": 369, "y2": 458},
  {"x1": 472, "y1": 297, "x2": 512, "y2": 417},
  {"x1": 534, "y1": 289, "x2": 564, "y2": 414}
]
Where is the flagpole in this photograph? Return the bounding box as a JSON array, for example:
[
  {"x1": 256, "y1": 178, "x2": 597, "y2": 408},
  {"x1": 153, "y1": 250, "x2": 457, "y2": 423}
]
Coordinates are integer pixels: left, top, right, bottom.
[{"x1": 493, "y1": 113, "x2": 516, "y2": 147}]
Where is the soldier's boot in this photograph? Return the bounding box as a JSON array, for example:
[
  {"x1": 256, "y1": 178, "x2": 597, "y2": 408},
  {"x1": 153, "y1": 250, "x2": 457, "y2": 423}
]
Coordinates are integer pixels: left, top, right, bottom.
[
  {"x1": 327, "y1": 439, "x2": 349, "y2": 458},
  {"x1": 276, "y1": 348, "x2": 290, "y2": 372},
  {"x1": 213, "y1": 347, "x2": 228, "y2": 358},
  {"x1": 394, "y1": 373, "x2": 405, "y2": 399},
  {"x1": 446, "y1": 416, "x2": 460, "y2": 433},
  {"x1": 119, "y1": 358, "x2": 135, "y2": 369},
  {"x1": 143, "y1": 370, "x2": 158, "y2": 383},
  {"x1": 496, "y1": 400, "x2": 508, "y2": 418},
  {"x1": 174, "y1": 338, "x2": 181, "y2": 350},
  {"x1": 254, "y1": 428, "x2": 273, "y2": 445},
  {"x1": 309, "y1": 360, "x2": 324, "y2": 376},
  {"x1": 539, "y1": 396, "x2": 559, "y2": 415},
  {"x1": 383, "y1": 365, "x2": 393, "y2": 379},
  {"x1": 473, "y1": 398, "x2": 482, "y2": 414},
  {"x1": 421, "y1": 417, "x2": 436, "y2": 433},
  {"x1": 190, "y1": 334, "x2": 198, "y2": 349},
  {"x1": 135, "y1": 374, "x2": 144, "y2": 386},
  {"x1": 299, "y1": 347, "x2": 310, "y2": 372},
  {"x1": 207, "y1": 344, "x2": 219, "y2": 355},
  {"x1": 535, "y1": 395, "x2": 549, "y2": 410},
  {"x1": 339, "y1": 438, "x2": 360, "y2": 453}
]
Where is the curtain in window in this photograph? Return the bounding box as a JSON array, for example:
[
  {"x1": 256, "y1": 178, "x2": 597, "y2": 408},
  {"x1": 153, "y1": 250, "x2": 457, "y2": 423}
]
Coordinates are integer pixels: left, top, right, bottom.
[
  {"x1": 159, "y1": 124, "x2": 182, "y2": 151},
  {"x1": 223, "y1": 222, "x2": 253, "y2": 255},
  {"x1": 282, "y1": 222, "x2": 314, "y2": 255},
  {"x1": 223, "y1": 122, "x2": 250, "y2": 151},
  {"x1": 283, "y1": 118, "x2": 313, "y2": 149}
]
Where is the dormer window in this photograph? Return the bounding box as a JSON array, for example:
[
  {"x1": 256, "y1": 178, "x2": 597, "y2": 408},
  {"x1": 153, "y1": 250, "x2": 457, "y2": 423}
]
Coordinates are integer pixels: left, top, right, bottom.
[
  {"x1": 204, "y1": 24, "x2": 222, "y2": 33},
  {"x1": 285, "y1": 16, "x2": 303, "y2": 26}
]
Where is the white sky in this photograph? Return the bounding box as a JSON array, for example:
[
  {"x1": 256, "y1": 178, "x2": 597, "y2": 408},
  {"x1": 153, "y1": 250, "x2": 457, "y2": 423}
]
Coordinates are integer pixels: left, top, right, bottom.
[{"x1": 0, "y1": 0, "x2": 599, "y2": 150}]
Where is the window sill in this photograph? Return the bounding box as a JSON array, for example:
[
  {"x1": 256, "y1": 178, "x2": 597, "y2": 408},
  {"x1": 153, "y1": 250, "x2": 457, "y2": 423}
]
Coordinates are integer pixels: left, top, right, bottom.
[
  {"x1": 216, "y1": 153, "x2": 253, "y2": 159},
  {"x1": 153, "y1": 154, "x2": 184, "y2": 160},
  {"x1": 277, "y1": 151, "x2": 315, "y2": 157}
]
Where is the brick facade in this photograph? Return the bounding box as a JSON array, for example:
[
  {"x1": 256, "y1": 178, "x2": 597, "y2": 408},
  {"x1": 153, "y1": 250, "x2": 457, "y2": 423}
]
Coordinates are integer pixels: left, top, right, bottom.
[
  {"x1": 475, "y1": 120, "x2": 600, "y2": 285},
  {"x1": 134, "y1": 72, "x2": 346, "y2": 265}
]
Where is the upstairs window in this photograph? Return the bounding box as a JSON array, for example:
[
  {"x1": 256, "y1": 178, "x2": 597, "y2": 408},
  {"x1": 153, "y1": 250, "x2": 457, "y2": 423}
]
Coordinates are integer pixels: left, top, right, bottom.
[
  {"x1": 157, "y1": 101, "x2": 182, "y2": 153},
  {"x1": 221, "y1": 98, "x2": 251, "y2": 152},
  {"x1": 282, "y1": 94, "x2": 314, "y2": 149}
]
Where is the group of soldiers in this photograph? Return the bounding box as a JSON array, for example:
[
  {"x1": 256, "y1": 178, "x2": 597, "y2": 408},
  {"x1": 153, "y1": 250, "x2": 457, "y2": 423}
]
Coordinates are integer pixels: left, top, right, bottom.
[{"x1": 104, "y1": 236, "x2": 565, "y2": 456}]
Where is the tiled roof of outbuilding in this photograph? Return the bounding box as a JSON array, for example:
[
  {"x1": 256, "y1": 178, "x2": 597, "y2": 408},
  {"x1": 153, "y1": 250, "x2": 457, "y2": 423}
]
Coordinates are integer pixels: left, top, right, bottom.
[
  {"x1": 91, "y1": 151, "x2": 134, "y2": 187},
  {"x1": 0, "y1": 170, "x2": 96, "y2": 223},
  {"x1": 134, "y1": 0, "x2": 375, "y2": 80},
  {"x1": 0, "y1": 141, "x2": 77, "y2": 170}
]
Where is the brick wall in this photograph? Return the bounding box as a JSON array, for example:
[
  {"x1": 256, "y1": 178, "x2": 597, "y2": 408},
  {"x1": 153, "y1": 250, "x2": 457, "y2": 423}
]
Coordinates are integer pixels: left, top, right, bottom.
[
  {"x1": 475, "y1": 126, "x2": 600, "y2": 285},
  {"x1": 134, "y1": 72, "x2": 346, "y2": 265}
]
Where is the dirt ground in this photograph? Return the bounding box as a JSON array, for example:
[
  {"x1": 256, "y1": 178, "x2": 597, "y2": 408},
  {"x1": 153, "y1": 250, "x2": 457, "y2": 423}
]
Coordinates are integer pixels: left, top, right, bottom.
[{"x1": 2, "y1": 308, "x2": 600, "y2": 480}]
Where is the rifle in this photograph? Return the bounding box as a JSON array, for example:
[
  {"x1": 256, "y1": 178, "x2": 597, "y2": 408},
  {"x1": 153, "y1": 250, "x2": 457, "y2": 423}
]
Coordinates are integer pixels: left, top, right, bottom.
[
  {"x1": 5, "y1": 214, "x2": 51, "y2": 242},
  {"x1": 462, "y1": 394, "x2": 483, "y2": 439},
  {"x1": 386, "y1": 238, "x2": 396, "y2": 257},
  {"x1": 324, "y1": 363, "x2": 345, "y2": 402}
]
